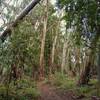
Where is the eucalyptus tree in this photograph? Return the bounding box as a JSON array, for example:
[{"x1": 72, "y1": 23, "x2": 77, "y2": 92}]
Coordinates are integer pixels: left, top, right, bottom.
[
  {"x1": 0, "y1": 0, "x2": 61, "y2": 81},
  {"x1": 0, "y1": 0, "x2": 42, "y2": 82},
  {"x1": 39, "y1": 0, "x2": 62, "y2": 77},
  {"x1": 57, "y1": 0, "x2": 100, "y2": 85},
  {"x1": 51, "y1": 19, "x2": 60, "y2": 74}
]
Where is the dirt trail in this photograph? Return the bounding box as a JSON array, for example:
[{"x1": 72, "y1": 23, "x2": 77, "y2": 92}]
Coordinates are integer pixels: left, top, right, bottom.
[
  {"x1": 37, "y1": 82, "x2": 100, "y2": 100},
  {"x1": 37, "y1": 82, "x2": 77, "y2": 100}
]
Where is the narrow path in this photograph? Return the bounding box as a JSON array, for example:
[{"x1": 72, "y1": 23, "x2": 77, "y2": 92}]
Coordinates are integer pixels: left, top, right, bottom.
[{"x1": 37, "y1": 82, "x2": 77, "y2": 100}]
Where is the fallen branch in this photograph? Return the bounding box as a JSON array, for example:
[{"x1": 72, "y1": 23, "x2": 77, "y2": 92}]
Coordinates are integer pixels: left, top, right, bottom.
[{"x1": 0, "y1": 0, "x2": 41, "y2": 42}]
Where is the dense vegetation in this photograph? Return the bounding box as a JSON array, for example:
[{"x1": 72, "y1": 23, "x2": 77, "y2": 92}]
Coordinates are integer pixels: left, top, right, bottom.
[{"x1": 0, "y1": 0, "x2": 100, "y2": 100}]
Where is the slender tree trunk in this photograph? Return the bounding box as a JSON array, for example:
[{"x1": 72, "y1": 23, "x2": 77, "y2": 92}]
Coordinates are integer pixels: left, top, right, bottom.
[
  {"x1": 51, "y1": 21, "x2": 60, "y2": 74},
  {"x1": 61, "y1": 41, "x2": 68, "y2": 74},
  {"x1": 96, "y1": 0, "x2": 100, "y2": 84},
  {"x1": 97, "y1": 51, "x2": 100, "y2": 83},
  {"x1": 78, "y1": 0, "x2": 100, "y2": 85},
  {"x1": 77, "y1": 53, "x2": 94, "y2": 85},
  {"x1": 66, "y1": 50, "x2": 76, "y2": 77},
  {"x1": 39, "y1": 0, "x2": 48, "y2": 79},
  {"x1": 75, "y1": 48, "x2": 81, "y2": 76},
  {"x1": 78, "y1": 30, "x2": 100, "y2": 85}
]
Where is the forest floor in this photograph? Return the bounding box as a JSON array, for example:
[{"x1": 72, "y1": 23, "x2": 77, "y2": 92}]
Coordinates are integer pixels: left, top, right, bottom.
[{"x1": 37, "y1": 82, "x2": 86, "y2": 100}]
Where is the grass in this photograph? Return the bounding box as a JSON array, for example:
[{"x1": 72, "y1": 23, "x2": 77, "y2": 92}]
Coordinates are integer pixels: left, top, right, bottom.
[
  {"x1": 0, "y1": 76, "x2": 40, "y2": 100},
  {"x1": 48, "y1": 72, "x2": 76, "y2": 89},
  {"x1": 48, "y1": 72, "x2": 100, "y2": 99}
]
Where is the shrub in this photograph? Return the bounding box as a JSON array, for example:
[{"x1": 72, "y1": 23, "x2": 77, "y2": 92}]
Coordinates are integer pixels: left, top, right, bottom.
[
  {"x1": 50, "y1": 72, "x2": 76, "y2": 89},
  {"x1": 0, "y1": 77, "x2": 40, "y2": 100}
]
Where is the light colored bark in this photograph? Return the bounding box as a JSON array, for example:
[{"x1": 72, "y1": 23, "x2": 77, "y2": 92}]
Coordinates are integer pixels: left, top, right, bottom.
[
  {"x1": 51, "y1": 21, "x2": 60, "y2": 71},
  {"x1": 78, "y1": 33, "x2": 100, "y2": 85},
  {"x1": 75, "y1": 48, "x2": 81, "y2": 75},
  {"x1": 39, "y1": 0, "x2": 48, "y2": 78},
  {"x1": 61, "y1": 41, "x2": 68, "y2": 74},
  {"x1": 0, "y1": 0, "x2": 41, "y2": 41}
]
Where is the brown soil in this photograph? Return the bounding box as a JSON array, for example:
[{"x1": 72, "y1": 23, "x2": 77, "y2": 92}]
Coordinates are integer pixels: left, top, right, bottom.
[{"x1": 37, "y1": 82, "x2": 84, "y2": 100}]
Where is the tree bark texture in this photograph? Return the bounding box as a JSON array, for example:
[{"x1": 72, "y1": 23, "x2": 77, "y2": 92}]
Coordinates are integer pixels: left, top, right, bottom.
[{"x1": 39, "y1": 0, "x2": 48, "y2": 79}]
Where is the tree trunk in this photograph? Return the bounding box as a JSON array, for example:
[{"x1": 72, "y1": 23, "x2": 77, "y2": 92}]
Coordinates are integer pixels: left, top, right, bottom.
[
  {"x1": 75, "y1": 48, "x2": 81, "y2": 76},
  {"x1": 39, "y1": 0, "x2": 48, "y2": 80},
  {"x1": 78, "y1": 28, "x2": 100, "y2": 86},
  {"x1": 96, "y1": 0, "x2": 100, "y2": 84},
  {"x1": 77, "y1": 54, "x2": 94, "y2": 85},
  {"x1": 97, "y1": 50, "x2": 100, "y2": 83},
  {"x1": 61, "y1": 41, "x2": 68, "y2": 74},
  {"x1": 77, "y1": 0, "x2": 100, "y2": 86},
  {"x1": 51, "y1": 21, "x2": 60, "y2": 74},
  {"x1": 0, "y1": 0, "x2": 41, "y2": 42}
]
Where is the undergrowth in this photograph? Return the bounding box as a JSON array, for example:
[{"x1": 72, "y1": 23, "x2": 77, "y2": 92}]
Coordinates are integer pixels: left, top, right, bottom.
[
  {"x1": 0, "y1": 76, "x2": 40, "y2": 100},
  {"x1": 48, "y1": 72, "x2": 100, "y2": 99}
]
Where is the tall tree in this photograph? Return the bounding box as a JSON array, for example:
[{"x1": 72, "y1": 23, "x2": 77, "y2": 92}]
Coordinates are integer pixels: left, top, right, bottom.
[
  {"x1": 39, "y1": 0, "x2": 48, "y2": 79},
  {"x1": 57, "y1": 0, "x2": 100, "y2": 85},
  {"x1": 51, "y1": 18, "x2": 60, "y2": 74}
]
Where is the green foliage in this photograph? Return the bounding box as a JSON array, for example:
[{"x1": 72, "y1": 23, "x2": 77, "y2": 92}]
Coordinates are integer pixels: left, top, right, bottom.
[
  {"x1": 76, "y1": 86, "x2": 95, "y2": 95},
  {"x1": 0, "y1": 20, "x2": 41, "y2": 77},
  {"x1": 75, "y1": 79, "x2": 100, "y2": 97},
  {"x1": 57, "y1": 0, "x2": 98, "y2": 43},
  {"x1": 0, "y1": 20, "x2": 41, "y2": 99},
  {"x1": 0, "y1": 78, "x2": 40, "y2": 100},
  {"x1": 49, "y1": 73, "x2": 100, "y2": 98},
  {"x1": 49, "y1": 72, "x2": 76, "y2": 89},
  {"x1": 52, "y1": 72, "x2": 68, "y2": 86}
]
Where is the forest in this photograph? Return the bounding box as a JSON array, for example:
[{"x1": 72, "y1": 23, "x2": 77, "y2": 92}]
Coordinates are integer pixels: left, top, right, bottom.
[{"x1": 0, "y1": 0, "x2": 100, "y2": 100}]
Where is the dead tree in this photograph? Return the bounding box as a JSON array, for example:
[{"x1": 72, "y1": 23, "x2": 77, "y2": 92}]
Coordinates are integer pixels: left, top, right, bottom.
[{"x1": 0, "y1": 0, "x2": 41, "y2": 42}]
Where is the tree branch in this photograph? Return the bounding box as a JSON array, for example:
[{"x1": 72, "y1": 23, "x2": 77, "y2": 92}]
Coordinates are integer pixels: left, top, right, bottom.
[{"x1": 0, "y1": 0, "x2": 41, "y2": 42}]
